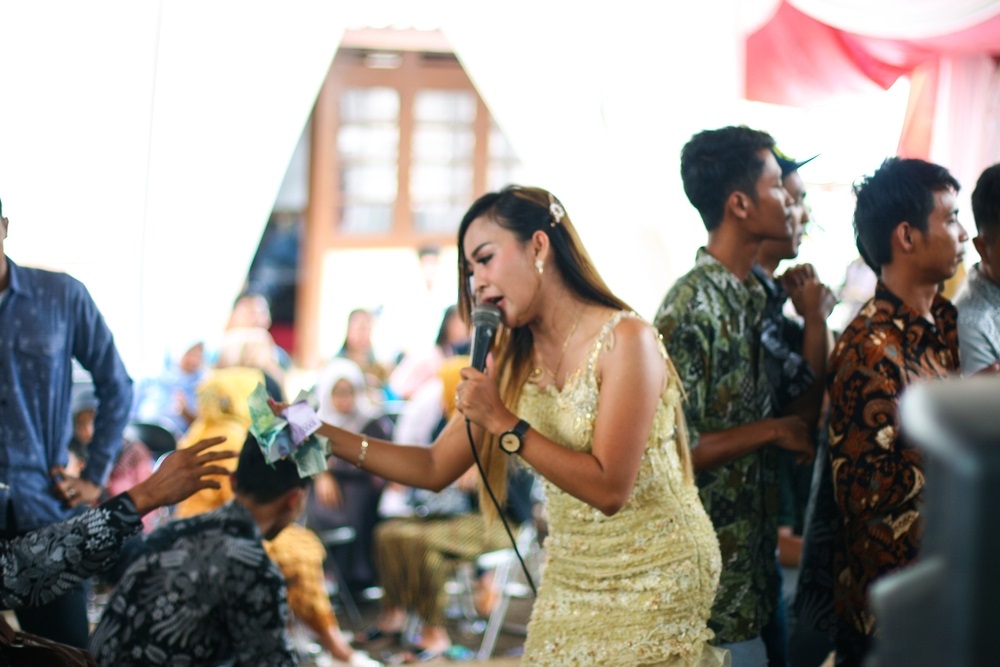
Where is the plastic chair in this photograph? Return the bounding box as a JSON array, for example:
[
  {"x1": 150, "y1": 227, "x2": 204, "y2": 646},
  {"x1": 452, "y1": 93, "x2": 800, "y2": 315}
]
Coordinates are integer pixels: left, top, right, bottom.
[
  {"x1": 125, "y1": 422, "x2": 178, "y2": 460},
  {"x1": 435, "y1": 522, "x2": 542, "y2": 659},
  {"x1": 475, "y1": 522, "x2": 542, "y2": 659}
]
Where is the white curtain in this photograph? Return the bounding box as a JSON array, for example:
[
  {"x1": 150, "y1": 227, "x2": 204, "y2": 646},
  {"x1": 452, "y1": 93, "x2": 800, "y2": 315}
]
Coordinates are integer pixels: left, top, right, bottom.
[
  {"x1": 0, "y1": 0, "x2": 344, "y2": 376},
  {"x1": 9, "y1": 0, "x2": 993, "y2": 376},
  {"x1": 788, "y1": 0, "x2": 1000, "y2": 38},
  {"x1": 929, "y1": 56, "x2": 1000, "y2": 213},
  {"x1": 443, "y1": 0, "x2": 747, "y2": 319}
]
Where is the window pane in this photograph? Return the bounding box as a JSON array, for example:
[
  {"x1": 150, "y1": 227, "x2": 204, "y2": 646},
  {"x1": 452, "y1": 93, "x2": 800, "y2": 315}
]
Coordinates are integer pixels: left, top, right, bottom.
[
  {"x1": 411, "y1": 165, "x2": 471, "y2": 200},
  {"x1": 487, "y1": 122, "x2": 524, "y2": 191},
  {"x1": 412, "y1": 126, "x2": 474, "y2": 162},
  {"x1": 336, "y1": 87, "x2": 400, "y2": 236},
  {"x1": 411, "y1": 165, "x2": 472, "y2": 234},
  {"x1": 341, "y1": 165, "x2": 398, "y2": 200},
  {"x1": 410, "y1": 90, "x2": 476, "y2": 234},
  {"x1": 340, "y1": 204, "x2": 394, "y2": 235},
  {"x1": 414, "y1": 90, "x2": 476, "y2": 123},
  {"x1": 340, "y1": 87, "x2": 399, "y2": 122},
  {"x1": 413, "y1": 203, "x2": 468, "y2": 234},
  {"x1": 338, "y1": 125, "x2": 398, "y2": 160}
]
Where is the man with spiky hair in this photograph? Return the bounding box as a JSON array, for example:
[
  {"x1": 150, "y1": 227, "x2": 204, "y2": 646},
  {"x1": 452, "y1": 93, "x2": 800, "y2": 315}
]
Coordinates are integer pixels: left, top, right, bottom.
[
  {"x1": 827, "y1": 157, "x2": 967, "y2": 666},
  {"x1": 655, "y1": 126, "x2": 815, "y2": 666}
]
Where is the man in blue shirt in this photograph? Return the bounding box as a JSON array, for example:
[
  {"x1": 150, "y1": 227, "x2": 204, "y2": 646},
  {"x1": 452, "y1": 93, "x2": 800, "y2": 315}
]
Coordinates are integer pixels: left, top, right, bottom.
[{"x1": 0, "y1": 196, "x2": 133, "y2": 647}]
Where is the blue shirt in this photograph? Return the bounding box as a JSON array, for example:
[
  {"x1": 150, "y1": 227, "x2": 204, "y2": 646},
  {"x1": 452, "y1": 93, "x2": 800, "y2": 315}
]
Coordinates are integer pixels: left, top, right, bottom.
[{"x1": 0, "y1": 258, "x2": 133, "y2": 531}]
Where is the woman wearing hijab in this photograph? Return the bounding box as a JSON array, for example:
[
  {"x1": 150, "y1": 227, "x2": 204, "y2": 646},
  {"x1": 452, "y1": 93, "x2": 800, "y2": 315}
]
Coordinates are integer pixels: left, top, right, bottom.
[{"x1": 307, "y1": 357, "x2": 395, "y2": 594}]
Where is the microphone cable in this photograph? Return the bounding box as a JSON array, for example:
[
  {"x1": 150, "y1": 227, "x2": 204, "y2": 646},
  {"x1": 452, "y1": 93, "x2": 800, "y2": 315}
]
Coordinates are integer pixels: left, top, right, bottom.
[{"x1": 465, "y1": 417, "x2": 538, "y2": 597}]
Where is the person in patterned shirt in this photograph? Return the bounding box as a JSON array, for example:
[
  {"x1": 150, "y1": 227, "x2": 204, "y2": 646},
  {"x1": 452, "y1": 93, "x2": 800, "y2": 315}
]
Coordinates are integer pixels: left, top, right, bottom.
[
  {"x1": 0, "y1": 436, "x2": 232, "y2": 610},
  {"x1": 752, "y1": 148, "x2": 837, "y2": 666},
  {"x1": 655, "y1": 126, "x2": 815, "y2": 666},
  {"x1": 90, "y1": 435, "x2": 309, "y2": 666},
  {"x1": 827, "y1": 157, "x2": 967, "y2": 666}
]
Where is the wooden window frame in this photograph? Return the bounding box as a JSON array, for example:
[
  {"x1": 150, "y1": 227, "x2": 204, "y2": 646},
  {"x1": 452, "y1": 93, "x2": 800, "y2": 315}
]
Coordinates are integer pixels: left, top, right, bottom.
[
  {"x1": 296, "y1": 34, "x2": 492, "y2": 369},
  {"x1": 308, "y1": 48, "x2": 490, "y2": 251}
]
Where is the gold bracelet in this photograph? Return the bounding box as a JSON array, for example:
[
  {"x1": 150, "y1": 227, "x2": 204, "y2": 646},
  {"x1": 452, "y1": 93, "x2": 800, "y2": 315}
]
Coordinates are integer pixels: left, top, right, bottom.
[{"x1": 356, "y1": 438, "x2": 369, "y2": 469}]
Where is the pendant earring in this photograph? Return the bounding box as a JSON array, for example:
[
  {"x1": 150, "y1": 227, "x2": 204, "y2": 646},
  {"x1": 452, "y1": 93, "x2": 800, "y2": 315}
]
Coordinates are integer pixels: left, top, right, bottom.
[{"x1": 535, "y1": 259, "x2": 544, "y2": 275}]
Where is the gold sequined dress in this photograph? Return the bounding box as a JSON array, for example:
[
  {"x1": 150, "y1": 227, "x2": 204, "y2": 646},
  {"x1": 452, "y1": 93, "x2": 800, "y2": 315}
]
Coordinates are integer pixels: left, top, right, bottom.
[{"x1": 520, "y1": 312, "x2": 729, "y2": 666}]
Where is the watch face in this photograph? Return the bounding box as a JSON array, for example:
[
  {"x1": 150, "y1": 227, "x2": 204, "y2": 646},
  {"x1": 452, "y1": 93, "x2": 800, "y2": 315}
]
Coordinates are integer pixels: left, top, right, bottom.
[{"x1": 499, "y1": 432, "x2": 520, "y2": 453}]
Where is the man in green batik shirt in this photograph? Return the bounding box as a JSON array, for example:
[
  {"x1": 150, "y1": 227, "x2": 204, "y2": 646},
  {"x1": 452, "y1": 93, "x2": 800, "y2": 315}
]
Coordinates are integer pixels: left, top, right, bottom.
[{"x1": 654, "y1": 126, "x2": 815, "y2": 667}]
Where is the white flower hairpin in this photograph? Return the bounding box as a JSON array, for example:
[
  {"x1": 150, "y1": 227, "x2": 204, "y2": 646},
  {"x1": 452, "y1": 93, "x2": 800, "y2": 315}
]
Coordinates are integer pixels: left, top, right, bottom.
[{"x1": 548, "y1": 194, "x2": 565, "y2": 227}]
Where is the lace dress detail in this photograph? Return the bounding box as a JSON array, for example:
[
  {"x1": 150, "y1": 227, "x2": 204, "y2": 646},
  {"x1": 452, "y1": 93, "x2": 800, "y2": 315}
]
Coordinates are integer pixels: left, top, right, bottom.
[{"x1": 520, "y1": 311, "x2": 728, "y2": 666}]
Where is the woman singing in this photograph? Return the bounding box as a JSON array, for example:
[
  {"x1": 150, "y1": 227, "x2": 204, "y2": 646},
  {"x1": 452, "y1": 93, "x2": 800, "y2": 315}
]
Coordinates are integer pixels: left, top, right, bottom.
[{"x1": 276, "y1": 186, "x2": 728, "y2": 666}]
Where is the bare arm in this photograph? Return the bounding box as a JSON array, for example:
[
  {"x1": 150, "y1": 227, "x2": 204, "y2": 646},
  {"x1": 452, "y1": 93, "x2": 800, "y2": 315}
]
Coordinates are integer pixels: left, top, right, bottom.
[
  {"x1": 0, "y1": 436, "x2": 234, "y2": 609},
  {"x1": 690, "y1": 416, "x2": 813, "y2": 472},
  {"x1": 307, "y1": 411, "x2": 478, "y2": 493},
  {"x1": 458, "y1": 318, "x2": 663, "y2": 516},
  {"x1": 780, "y1": 264, "x2": 836, "y2": 430}
]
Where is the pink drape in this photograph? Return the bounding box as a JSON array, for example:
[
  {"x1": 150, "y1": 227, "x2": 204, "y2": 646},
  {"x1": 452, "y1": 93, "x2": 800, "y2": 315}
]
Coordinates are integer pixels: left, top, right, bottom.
[{"x1": 747, "y1": 0, "x2": 1000, "y2": 163}]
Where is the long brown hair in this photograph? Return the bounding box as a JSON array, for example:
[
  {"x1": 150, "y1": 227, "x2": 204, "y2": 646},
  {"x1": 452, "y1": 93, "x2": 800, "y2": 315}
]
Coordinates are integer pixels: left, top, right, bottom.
[{"x1": 457, "y1": 186, "x2": 692, "y2": 517}]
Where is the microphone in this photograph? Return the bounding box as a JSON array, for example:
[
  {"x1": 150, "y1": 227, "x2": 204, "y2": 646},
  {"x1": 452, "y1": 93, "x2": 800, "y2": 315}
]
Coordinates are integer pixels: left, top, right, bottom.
[{"x1": 469, "y1": 303, "x2": 501, "y2": 372}]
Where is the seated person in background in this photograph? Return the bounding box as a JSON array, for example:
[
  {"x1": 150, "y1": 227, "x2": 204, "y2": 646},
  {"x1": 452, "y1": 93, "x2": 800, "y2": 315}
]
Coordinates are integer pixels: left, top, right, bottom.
[
  {"x1": 130, "y1": 338, "x2": 207, "y2": 439},
  {"x1": 338, "y1": 308, "x2": 394, "y2": 399},
  {"x1": 90, "y1": 435, "x2": 307, "y2": 666},
  {"x1": 223, "y1": 292, "x2": 292, "y2": 367},
  {"x1": 363, "y1": 356, "x2": 537, "y2": 661},
  {"x1": 216, "y1": 292, "x2": 289, "y2": 400},
  {"x1": 0, "y1": 436, "x2": 233, "y2": 611},
  {"x1": 307, "y1": 357, "x2": 393, "y2": 595},
  {"x1": 388, "y1": 305, "x2": 471, "y2": 400},
  {"x1": 377, "y1": 355, "x2": 470, "y2": 521},
  {"x1": 173, "y1": 364, "x2": 380, "y2": 667},
  {"x1": 172, "y1": 366, "x2": 265, "y2": 519}
]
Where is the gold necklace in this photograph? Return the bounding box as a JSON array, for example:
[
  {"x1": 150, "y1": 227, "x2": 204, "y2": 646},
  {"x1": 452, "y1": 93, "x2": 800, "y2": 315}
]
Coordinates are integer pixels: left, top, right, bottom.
[{"x1": 531, "y1": 309, "x2": 583, "y2": 382}]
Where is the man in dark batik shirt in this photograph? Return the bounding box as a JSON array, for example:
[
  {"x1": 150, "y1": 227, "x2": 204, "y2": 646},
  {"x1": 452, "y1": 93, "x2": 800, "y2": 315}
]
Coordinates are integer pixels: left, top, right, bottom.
[
  {"x1": 91, "y1": 436, "x2": 309, "y2": 667},
  {"x1": 827, "y1": 157, "x2": 967, "y2": 666},
  {"x1": 752, "y1": 148, "x2": 836, "y2": 666}
]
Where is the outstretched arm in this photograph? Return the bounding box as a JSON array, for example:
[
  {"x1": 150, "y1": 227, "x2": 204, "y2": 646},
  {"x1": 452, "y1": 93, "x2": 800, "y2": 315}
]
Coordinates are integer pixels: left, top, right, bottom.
[
  {"x1": 276, "y1": 400, "x2": 478, "y2": 492},
  {"x1": 0, "y1": 437, "x2": 234, "y2": 609}
]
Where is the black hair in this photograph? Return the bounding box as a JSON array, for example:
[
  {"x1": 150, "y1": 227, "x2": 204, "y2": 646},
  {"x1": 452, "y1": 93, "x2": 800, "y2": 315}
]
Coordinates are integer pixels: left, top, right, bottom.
[
  {"x1": 435, "y1": 305, "x2": 460, "y2": 350},
  {"x1": 972, "y1": 163, "x2": 1000, "y2": 240},
  {"x1": 680, "y1": 126, "x2": 776, "y2": 231},
  {"x1": 232, "y1": 434, "x2": 309, "y2": 503},
  {"x1": 853, "y1": 157, "x2": 960, "y2": 273}
]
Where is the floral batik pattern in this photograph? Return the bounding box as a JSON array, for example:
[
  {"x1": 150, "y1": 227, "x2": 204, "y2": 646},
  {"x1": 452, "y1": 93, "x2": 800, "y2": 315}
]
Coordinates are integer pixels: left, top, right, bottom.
[
  {"x1": 0, "y1": 494, "x2": 142, "y2": 608},
  {"x1": 826, "y1": 282, "x2": 958, "y2": 637},
  {"x1": 89, "y1": 500, "x2": 296, "y2": 666},
  {"x1": 655, "y1": 249, "x2": 779, "y2": 645}
]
